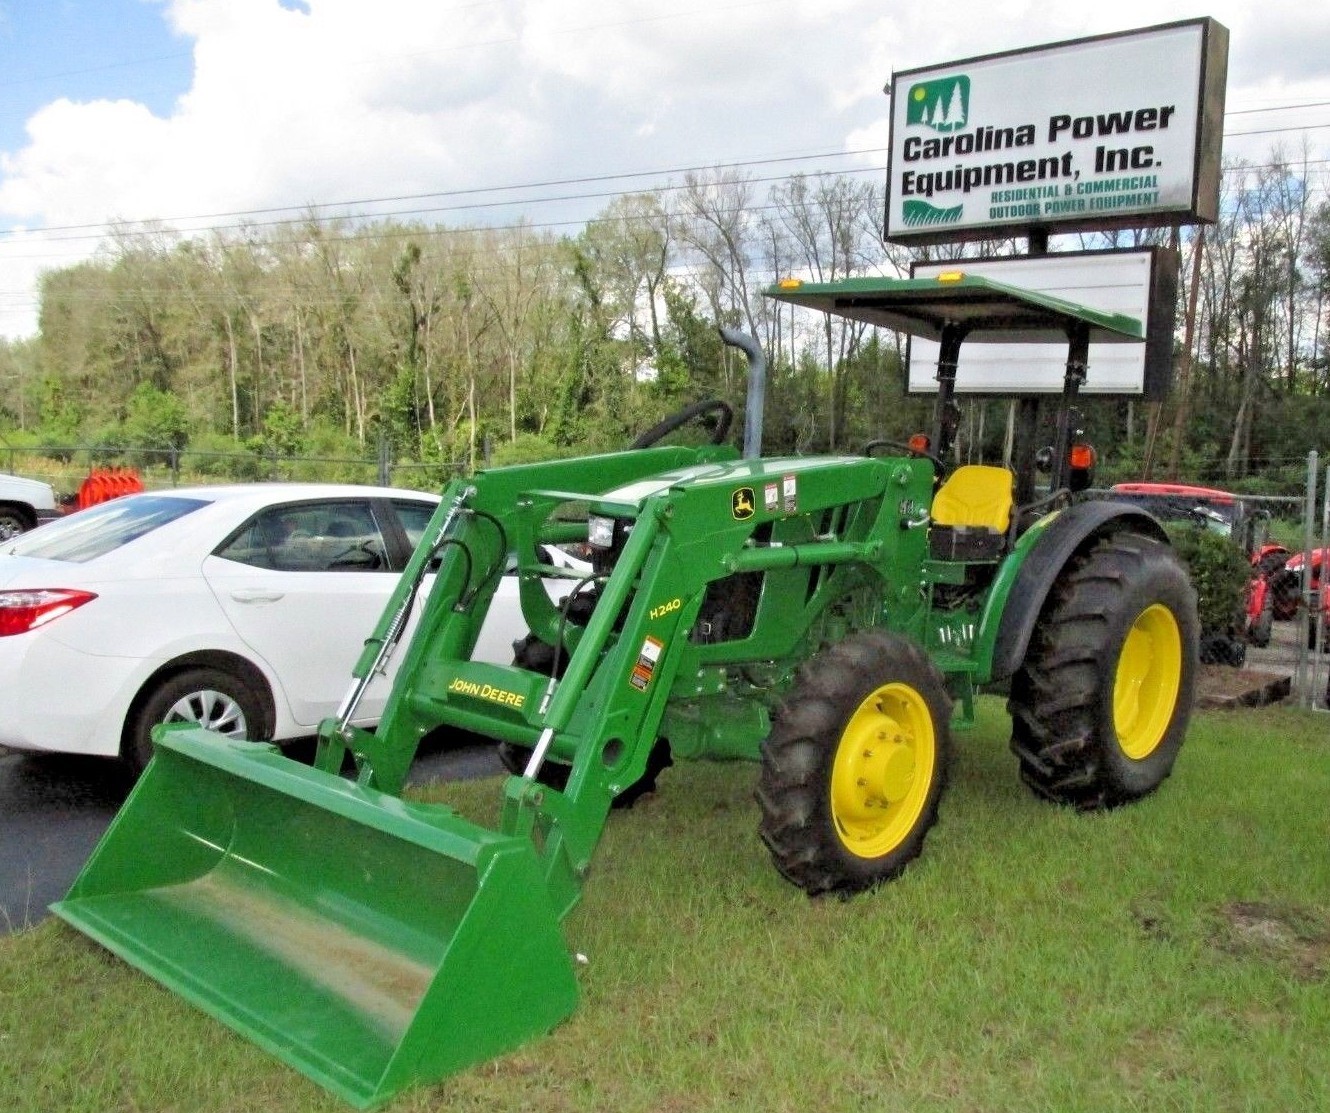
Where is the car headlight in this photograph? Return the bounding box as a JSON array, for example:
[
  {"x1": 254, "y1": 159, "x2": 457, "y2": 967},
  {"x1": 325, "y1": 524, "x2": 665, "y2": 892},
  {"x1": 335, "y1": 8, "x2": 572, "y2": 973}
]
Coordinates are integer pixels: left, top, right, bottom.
[{"x1": 587, "y1": 515, "x2": 616, "y2": 550}]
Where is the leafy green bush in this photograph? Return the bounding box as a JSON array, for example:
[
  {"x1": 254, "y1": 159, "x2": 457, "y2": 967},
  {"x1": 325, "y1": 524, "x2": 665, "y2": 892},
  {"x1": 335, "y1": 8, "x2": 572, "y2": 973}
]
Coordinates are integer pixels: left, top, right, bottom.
[
  {"x1": 123, "y1": 383, "x2": 190, "y2": 460},
  {"x1": 1164, "y1": 523, "x2": 1250, "y2": 634}
]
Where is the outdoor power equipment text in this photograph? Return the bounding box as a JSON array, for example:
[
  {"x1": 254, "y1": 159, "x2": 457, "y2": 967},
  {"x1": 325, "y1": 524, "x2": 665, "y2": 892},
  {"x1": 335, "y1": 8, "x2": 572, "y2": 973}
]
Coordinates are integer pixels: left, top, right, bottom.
[{"x1": 901, "y1": 103, "x2": 1177, "y2": 219}]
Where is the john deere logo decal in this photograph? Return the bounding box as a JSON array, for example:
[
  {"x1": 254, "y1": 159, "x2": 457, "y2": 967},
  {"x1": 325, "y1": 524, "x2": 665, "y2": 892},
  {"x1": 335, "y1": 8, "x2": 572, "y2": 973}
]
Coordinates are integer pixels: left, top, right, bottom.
[
  {"x1": 906, "y1": 75, "x2": 970, "y2": 133},
  {"x1": 731, "y1": 487, "x2": 755, "y2": 520}
]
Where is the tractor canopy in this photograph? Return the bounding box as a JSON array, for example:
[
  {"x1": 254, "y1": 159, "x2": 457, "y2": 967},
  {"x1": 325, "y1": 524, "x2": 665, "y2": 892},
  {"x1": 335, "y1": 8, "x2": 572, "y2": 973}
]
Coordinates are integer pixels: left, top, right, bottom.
[{"x1": 765, "y1": 272, "x2": 1145, "y2": 345}]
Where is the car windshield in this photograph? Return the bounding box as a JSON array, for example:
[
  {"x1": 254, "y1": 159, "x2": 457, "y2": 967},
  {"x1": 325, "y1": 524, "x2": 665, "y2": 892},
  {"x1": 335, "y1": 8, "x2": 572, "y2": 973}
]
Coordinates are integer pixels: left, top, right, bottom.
[{"x1": 2, "y1": 494, "x2": 209, "y2": 563}]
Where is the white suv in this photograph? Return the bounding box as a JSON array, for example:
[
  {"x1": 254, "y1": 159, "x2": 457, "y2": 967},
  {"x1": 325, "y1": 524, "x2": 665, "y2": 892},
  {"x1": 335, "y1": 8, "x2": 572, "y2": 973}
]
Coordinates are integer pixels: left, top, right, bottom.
[{"x1": 0, "y1": 473, "x2": 59, "y2": 540}]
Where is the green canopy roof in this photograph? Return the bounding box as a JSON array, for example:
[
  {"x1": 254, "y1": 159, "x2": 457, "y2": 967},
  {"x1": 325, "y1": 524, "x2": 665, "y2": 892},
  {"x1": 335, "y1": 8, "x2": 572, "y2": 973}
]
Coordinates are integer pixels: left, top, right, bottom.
[{"x1": 765, "y1": 274, "x2": 1144, "y2": 345}]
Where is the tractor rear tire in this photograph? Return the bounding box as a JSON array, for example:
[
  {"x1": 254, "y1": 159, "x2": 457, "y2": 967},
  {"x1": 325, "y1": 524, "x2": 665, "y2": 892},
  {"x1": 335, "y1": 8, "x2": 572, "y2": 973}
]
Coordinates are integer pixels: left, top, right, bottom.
[
  {"x1": 757, "y1": 630, "x2": 951, "y2": 896},
  {"x1": 1008, "y1": 532, "x2": 1197, "y2": 810}
]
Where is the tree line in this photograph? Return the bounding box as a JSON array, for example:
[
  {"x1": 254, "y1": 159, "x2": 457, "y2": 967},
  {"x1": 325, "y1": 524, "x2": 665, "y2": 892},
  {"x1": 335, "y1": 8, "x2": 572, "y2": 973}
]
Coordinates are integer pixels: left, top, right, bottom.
[{"x1": 1, "y1": 149, "x2": 1328, "y2": 491}]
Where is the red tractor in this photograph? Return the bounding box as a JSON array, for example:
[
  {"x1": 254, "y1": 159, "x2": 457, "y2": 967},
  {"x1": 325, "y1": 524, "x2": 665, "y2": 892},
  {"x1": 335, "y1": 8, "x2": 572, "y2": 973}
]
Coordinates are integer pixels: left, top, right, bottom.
[{"x1": 1108, "y1": 483, "x2": 1275, "y2": 648}]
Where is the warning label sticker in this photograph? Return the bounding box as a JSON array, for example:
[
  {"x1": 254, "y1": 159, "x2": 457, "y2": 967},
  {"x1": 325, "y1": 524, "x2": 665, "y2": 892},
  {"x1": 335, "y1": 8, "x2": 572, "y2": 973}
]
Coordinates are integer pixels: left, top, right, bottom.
[{"x1": 630, "y1": 635, "x2": 665, "y2": 691}]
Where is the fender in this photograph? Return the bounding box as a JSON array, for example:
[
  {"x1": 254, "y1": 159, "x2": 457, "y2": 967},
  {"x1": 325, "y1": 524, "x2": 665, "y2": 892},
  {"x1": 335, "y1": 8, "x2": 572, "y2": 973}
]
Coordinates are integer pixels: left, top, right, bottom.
[{"x1": 978, "y1": 500, "x2": 1168, "y2": 684}]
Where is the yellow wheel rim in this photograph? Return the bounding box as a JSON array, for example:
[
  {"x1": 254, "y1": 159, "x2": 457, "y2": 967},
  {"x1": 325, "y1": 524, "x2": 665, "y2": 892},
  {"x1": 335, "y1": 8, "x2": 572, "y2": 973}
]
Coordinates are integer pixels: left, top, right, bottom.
[
  {"x1": 1113, "y1": 603, "x2": 1183, "y2": 760},
  {"x1": 830, "y1": 682, "x2": 936, "y2": 859}
]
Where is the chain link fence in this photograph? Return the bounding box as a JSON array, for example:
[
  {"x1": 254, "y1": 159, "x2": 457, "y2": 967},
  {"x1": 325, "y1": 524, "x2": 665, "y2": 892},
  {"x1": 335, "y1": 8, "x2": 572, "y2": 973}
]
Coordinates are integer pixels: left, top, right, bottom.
[
  {"x1": 5, "y1": 440, "x2": 470, "y2": 500},
  {"x1": 1053, "y1": 458, "x2": 1330, "y2": 709},
  {"x1": 1190, "y1": 452, "x2": 1330, "y2": 711},
  {"x1": 9, "y1": 437, "x2": 1330, "y2": 709}
]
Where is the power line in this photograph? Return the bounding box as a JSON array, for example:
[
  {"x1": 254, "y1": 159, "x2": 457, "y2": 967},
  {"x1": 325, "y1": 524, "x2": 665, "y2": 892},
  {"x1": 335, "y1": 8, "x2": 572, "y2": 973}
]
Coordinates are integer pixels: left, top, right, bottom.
[
  {"x1": 3, "y1": 97, "x2": 1327, "y2": 244},
  {"x1": 1227, "y1": 100, "x2": 1330, "y2": 116},
  {"x1": 0, "y1": 147, "x2": 888, "y2": 240},
  {"x1": 5, "y1": 132, "x2": 1329, "y2": 260},
  {"x1": 1225, "y1": 123, "x2": 1330, "y2": 138},
  {"x1": 0, "y1": 106, "x2": 1322, "y2": 285},
  {"x1": 0, "y1": 149, "x2": 1328, "y2": 278},
  {"x1": 0, "y1": 52, "x2": 193, "y2": 92}
]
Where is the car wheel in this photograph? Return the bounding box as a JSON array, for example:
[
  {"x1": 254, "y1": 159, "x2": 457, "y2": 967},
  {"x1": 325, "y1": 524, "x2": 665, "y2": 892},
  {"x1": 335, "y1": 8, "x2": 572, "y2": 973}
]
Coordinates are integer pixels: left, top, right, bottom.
[
  {"x1": 0, "y1": 507, "x2": 32, "y2": 541},
  {"x1": 126, "y1": 666, "x2": 263, "y2": 774}
]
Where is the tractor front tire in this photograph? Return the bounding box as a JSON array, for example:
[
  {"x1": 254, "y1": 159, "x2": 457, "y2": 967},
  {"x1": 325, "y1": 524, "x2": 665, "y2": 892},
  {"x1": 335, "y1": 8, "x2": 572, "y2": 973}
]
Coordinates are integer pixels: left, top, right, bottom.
[
  {"x1": 757, "y1": 630, "x2": 951, "y2": 896},
  {"x1": 1009, "y1": 532, "x2": 1197, "y2": 810}
]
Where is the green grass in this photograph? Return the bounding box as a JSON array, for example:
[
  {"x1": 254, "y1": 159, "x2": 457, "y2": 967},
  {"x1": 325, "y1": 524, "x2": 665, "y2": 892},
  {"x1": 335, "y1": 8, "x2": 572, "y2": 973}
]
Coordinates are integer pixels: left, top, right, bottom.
[{"x1": 4, "y1": 701, "x2": 1330, "y2": 1112}]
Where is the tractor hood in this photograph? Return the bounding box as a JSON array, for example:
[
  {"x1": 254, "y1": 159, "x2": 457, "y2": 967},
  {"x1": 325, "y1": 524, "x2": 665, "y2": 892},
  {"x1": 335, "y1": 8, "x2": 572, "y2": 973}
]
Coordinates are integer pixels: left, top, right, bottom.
[{"x1": 592, "y1": 455, "x2": 865, "y2": 513}]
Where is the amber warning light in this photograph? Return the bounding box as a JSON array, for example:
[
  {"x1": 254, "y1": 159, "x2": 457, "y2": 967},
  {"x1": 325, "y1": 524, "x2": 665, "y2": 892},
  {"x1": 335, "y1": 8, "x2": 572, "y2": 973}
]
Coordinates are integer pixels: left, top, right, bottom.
[{"x1": 1068, "y1": 443, "x2": 1097, "y2": 471}]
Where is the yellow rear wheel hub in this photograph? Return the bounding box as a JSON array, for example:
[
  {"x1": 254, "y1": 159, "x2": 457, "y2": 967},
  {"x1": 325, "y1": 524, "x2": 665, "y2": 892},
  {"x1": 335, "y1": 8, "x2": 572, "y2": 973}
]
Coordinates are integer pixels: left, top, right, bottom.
[
  {"x1": 830, "y1": 682, "x2": 936, "y2": 859},
  {"x1": 1113, "y1": 602, "x2": 1183, "y2": 760}
]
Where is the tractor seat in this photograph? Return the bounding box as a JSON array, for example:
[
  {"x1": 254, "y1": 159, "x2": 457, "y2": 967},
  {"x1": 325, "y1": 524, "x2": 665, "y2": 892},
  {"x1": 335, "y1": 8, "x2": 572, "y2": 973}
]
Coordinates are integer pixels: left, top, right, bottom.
[{"x1": 929, "y1": 465, "x2": 1014, "y2": 561}]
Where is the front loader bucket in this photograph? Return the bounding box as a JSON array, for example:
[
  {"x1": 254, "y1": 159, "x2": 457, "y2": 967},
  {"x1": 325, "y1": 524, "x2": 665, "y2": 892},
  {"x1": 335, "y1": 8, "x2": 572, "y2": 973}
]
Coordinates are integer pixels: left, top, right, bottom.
[{"x1": 51, "y1": 727, "x2": 579, "y2": 1108}]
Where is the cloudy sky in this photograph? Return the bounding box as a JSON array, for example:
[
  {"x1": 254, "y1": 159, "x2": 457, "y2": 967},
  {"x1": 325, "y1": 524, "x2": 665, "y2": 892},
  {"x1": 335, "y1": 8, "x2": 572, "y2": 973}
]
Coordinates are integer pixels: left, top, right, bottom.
[{"x1": 0, "y1": 0, "x2": 1326, "y2": 338}]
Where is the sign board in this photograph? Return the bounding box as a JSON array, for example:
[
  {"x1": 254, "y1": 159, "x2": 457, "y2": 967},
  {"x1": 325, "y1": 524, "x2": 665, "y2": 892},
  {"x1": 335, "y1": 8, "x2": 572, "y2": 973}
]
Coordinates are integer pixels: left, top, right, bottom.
[
  {"x1": 906, "y1": 248, "x2": 1178, "y2": 398},
  {"x1": 885, "y1": 18, "x2": 1228, "y2": 245}
]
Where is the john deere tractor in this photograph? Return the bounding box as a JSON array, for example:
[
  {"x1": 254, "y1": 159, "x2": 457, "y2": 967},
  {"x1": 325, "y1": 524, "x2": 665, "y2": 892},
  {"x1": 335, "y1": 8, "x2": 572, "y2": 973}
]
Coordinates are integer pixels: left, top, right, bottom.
[{"x1": 55, "y1": 274, "x2": 1198, "y2": 1108}]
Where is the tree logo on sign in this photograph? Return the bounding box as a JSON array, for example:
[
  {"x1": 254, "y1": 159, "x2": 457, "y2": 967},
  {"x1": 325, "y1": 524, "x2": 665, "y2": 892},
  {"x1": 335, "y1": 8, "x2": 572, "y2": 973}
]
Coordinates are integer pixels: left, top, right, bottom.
[{"x1": 906, "y1": 75, "x2": 970, "y2": 133}]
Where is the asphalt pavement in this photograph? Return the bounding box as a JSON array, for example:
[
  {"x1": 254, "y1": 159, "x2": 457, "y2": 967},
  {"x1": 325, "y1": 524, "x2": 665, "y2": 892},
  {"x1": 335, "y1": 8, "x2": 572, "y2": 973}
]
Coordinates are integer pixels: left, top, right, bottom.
[
  {"x1": 0, "y1": 737, "x2": 504, "y2": 936},
  {"x1": 0, "y1": 750, "x2": 131, "y2": 933}
]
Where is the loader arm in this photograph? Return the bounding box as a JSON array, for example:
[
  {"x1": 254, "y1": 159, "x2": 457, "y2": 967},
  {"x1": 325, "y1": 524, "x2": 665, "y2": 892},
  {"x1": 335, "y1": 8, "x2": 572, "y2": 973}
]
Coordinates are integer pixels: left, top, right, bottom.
[{"x1": 314, "y1": 443, "x2": 738, "y2": 793}]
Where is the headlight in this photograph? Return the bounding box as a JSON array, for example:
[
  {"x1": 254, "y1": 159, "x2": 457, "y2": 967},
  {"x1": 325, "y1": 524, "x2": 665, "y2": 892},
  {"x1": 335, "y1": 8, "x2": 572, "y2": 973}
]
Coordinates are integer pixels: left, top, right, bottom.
[{"x1": 587, "y1": 515, "x2": 616, "y2": 550}]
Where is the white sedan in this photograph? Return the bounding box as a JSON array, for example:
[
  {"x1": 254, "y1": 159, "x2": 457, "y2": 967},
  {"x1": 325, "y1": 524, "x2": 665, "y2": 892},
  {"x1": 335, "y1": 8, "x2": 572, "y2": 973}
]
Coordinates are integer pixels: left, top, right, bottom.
[{"x1": 0, "y1": 483, "x2": 552, "y2": 772}]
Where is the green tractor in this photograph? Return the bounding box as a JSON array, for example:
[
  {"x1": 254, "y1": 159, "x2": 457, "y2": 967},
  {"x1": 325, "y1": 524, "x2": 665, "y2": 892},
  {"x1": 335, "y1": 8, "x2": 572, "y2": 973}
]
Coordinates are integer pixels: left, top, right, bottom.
[{"x1": 54, "y1": 274, "x2": 1197, "y2": 1107}]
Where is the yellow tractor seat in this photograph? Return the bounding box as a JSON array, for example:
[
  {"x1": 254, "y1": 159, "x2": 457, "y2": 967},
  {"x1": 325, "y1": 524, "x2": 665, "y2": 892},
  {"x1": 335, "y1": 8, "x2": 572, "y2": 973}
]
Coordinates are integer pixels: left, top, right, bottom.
[{"x1": 929, "y1": 465, "x2": 1014, "y2": 560}]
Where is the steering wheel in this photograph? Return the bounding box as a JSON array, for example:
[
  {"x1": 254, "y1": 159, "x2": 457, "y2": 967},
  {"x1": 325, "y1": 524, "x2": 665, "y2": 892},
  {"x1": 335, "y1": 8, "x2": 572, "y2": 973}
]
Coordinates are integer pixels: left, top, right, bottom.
[
  {"x1": 863, "y1": 438, "x2": 947, "y2": 475},
  {"x1": 329, "y1": 540, "x2": 384, "y2": 571},
  {"x1": 631, "y1": 399, "x2": 734, "y2": 449}
]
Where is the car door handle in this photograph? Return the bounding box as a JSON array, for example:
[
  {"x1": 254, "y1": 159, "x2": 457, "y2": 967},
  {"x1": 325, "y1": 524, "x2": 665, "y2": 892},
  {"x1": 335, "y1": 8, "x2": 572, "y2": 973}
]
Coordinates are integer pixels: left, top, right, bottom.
[{"x1": 230, "y1": 588, "x2": 285, "y2": 604}]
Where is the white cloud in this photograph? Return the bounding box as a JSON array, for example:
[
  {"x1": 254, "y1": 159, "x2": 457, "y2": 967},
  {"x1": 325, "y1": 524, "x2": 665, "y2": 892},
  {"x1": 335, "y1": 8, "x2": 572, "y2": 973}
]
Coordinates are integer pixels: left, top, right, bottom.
[{"x1": 0, "y1": 0, "x2": 1326, "y2": 338}]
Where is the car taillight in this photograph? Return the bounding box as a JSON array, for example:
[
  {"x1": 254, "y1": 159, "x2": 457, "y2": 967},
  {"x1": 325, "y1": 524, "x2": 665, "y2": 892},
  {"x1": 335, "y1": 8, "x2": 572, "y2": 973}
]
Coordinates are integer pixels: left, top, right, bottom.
[{"x1": 0, "y1": 589, "x2": 98, "y2": 636}]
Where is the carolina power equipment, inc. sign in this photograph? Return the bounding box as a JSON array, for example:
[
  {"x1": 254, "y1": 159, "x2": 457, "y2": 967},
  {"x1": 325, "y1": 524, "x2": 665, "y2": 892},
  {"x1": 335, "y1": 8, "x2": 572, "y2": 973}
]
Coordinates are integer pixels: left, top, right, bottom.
[{"x1": 885, "y1": 18, "x2": 1228, "y2": 245}]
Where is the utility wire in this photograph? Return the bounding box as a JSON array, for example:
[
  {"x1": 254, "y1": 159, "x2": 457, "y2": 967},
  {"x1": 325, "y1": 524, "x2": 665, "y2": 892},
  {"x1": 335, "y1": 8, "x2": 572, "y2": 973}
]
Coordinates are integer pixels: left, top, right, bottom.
[
  {"x1": 4, "y1": 135, "x2": 1329, "y2": 259},
  {"x1": 3, "y1": 99, "x2": 1328, "y2": 243},
  {"x1": 0, "y1": 147, "x2": 888, "y2": 239}
]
